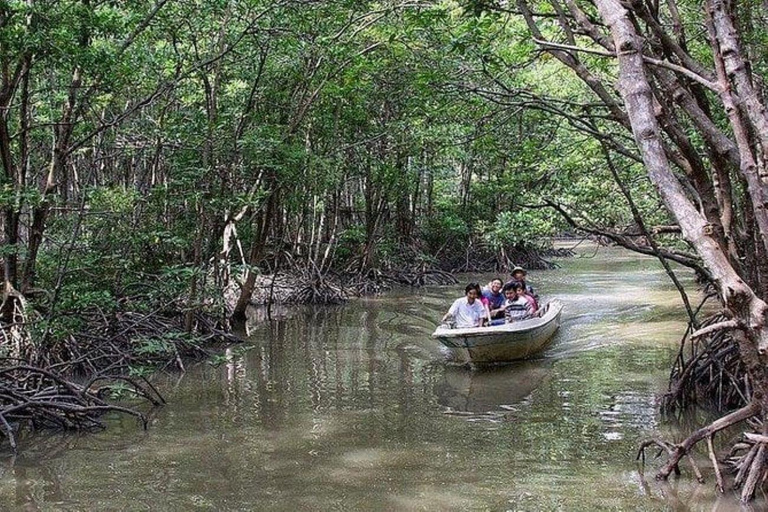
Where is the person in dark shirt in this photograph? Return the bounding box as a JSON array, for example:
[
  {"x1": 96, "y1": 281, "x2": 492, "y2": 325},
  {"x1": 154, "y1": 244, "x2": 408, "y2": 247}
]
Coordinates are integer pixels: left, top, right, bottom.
[{"x1": 481, "y1": 278, "x2": 505, "y2": 320}]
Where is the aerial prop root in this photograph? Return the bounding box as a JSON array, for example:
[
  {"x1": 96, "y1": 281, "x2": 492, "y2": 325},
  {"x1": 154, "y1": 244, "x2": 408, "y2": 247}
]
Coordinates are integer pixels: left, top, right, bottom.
[
  {"x1": 638, "y1": 401, "x2": 762, "y2": 497},
  {"x1": 691, "y1": 319, "x2": 740, "y2": 339},
  {"x1": 663, "y1": 312, "x2": 745, "y2": 412},
  {"x1": 0, "y1": 364, "x2": 165, "y2": 453},
  {"x1": 637, "y1": 438, "x2": 703, "y2": 482}
]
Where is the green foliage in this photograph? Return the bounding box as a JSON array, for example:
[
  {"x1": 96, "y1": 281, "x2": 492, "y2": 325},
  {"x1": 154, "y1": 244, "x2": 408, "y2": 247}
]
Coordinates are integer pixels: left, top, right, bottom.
[
  {"x1": 134, "y1": 335, "x2": 175, "y2": 357},
  {"x1": 336, "y1": 225, "x2": 367, "y2": 261},
  {"x1": 95, "y1": 381, "x2": 139, "y2": 401},
  {"x1": 127, "y1": 365, "x2": 155, "y2": 378},
  {"x1": 207, "y1": 345, "x2": 256, "y2": 367},
  {"x1": 2, "y1": 0, "x2": 682, "y2": 335},
  {"x1": 481, "y1": 210, "x2": 557, "y2": 250}
]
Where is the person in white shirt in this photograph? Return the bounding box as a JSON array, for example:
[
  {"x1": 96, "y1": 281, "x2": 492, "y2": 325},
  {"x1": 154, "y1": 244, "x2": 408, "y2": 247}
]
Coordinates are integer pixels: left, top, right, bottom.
[{"x1": 442, "y1": 283, "x2": 489, "y2": 328}]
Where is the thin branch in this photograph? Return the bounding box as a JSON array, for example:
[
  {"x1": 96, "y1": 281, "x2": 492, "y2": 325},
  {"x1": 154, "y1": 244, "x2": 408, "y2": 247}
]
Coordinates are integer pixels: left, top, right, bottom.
[
  {"x1": 707, "y1": 435, "x2": 725, "y2": 493},
  {"x1": 532, "y1": 38, "x2": 721, "y2": 92}
]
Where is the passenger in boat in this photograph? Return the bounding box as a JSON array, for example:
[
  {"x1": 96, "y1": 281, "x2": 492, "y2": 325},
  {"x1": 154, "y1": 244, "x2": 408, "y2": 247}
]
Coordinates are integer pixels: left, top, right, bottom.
[
  {"x1": 502, "y1": 282, "x2": 534, "y2": 323},
  {"x1": 481, "y1": 278, "x2": 506, "y2": 320},
  {"x1": 442, "y1": 283, "x2": 490, "y2": 328},
  {"x1": 504, "y1": 266, "x2": 539, "y2": 309},
  {"x1": 473, "y1": 283, "x2": 493, "y2": 323},
  {"x1": 515, "y1": 282, "x2": 538, "y2": 316}
]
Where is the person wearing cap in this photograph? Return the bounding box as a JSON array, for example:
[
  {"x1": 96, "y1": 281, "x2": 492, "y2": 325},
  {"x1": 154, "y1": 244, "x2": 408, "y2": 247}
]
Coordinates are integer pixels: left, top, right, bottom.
[
  {"x1": 441, "y1": 282, "x2": 490, "y2": 328},
  {"x1": 504, "y1": 266, "x2": 539, "y2": 309}
]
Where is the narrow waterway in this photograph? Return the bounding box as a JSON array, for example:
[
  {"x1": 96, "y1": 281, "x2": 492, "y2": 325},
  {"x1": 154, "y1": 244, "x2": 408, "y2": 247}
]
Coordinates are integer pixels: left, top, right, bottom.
[{"x1": 0, "y1": 245, "x2": 755, "y2": 510}]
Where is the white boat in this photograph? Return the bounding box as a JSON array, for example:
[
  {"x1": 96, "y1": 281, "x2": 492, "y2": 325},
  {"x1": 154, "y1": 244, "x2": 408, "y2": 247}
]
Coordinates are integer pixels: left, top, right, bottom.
[{"x1": 432, "y1": 300, "x2": 563, "y2": 364}]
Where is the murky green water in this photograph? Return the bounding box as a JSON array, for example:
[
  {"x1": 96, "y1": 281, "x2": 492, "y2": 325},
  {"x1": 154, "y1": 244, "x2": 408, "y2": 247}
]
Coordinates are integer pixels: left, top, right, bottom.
[{"x1": 0, "y1": 245, "x2": 758, "y2": 511}]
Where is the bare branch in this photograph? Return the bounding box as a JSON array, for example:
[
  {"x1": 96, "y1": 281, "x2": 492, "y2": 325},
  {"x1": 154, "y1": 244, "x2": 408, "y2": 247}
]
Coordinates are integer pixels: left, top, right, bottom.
[
  {"x1": 691, "y1": 319, "x2": 739, "y2": 339},
  {"x1": 531, "y1": 38, "x2": 721, "y2": 92}
]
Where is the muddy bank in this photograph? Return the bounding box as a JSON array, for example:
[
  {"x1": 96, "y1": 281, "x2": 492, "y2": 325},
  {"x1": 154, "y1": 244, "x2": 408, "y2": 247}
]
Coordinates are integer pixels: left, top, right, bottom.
[{"x1": 234, "y1": 243, "x2": 576, "y2": 306}]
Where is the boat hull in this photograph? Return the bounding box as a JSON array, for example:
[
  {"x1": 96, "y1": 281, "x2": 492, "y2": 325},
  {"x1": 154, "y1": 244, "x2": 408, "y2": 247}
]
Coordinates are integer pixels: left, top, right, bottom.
[{"x1": 432, "y1": 300, "x2": 563, "y2": 364}]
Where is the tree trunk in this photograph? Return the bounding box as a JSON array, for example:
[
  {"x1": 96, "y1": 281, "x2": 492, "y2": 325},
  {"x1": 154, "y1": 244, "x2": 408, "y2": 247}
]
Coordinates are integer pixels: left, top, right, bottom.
[{"x1": 593, "y1": 0, "x2": 768, "y2": 498}]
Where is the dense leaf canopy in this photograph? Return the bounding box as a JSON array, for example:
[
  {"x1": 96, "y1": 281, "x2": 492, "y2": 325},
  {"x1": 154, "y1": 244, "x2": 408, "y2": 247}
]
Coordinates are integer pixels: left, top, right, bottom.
[{"x1": 0, "y1": 0, "x2": 765, "y2": 363}]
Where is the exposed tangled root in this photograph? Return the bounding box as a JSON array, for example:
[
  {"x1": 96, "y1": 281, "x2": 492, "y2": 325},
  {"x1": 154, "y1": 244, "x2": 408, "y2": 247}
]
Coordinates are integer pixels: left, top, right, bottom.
[
  {"x1": 238, "y1": 265, "x2": 458, "y2": 306},
  {"x1": 17, "y1": 308, "x2": 241, "y2": 376},
  {"x1": 663, "y1": 312, "x2": 747, "y2": 412},
  {"x1": 242, "y1": 272, "x2": 351, "y2": 304},
  {"x1": 446, "y1": 245, "x2": 558, "y2": 273},
  {"x1": 642, "y1": 308, "x2": 768, "y2": 502},
  {"x1": 380, "y1": 268, "x2": 458, "y2": 287},
  {"x1": 1, "y1": 295, "x2": 241, "y2": 378},
  {"x1": 0, "y1": 288, "x2": 236, "y2": 453},
  {"x1": 286, "y1": 274, "x2": 349, "y2": 304},
  {"x1": 232, "y1": 242, "x2": 570, "y2": 306},
  {"x1": 0, "y1": 291, "x2": 32, "y2": 361},
  {"x1": 0, "y1": 363, "x2": 164, "y2": 453},
  {"x1": 638, "y1": 401, "x2": 768, "y2": 501},
  {"x1": 540, "y1": 247, "x2": 576, "y2": 258},
  {"x1": 725, "y1": 422, "x2": 768, "y2": 501}
]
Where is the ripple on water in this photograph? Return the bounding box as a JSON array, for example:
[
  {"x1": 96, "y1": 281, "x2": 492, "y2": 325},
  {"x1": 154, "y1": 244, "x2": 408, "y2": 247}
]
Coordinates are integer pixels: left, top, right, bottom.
[{"x1": 0, "y1": 244, "x2": 728, "y2": 511}]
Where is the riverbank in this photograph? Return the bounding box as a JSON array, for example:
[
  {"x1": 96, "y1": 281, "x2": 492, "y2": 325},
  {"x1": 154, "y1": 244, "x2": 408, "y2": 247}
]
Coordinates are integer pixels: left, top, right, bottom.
[{"x1": 232, "y1": 242, "x2": 576, "y2": 306}]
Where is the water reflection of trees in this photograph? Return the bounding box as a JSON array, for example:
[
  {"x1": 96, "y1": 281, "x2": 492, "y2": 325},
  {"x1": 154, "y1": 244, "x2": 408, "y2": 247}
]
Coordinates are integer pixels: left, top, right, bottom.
[
  {"x1": 218, "y1": 300, "x2": 549, "y2": 451},
  {"x1": 219, "y1": 305, "x2": 443, "y2": 431},
  {"x1": 0, "y1": 435, "x2": 79, "y2": 509}
]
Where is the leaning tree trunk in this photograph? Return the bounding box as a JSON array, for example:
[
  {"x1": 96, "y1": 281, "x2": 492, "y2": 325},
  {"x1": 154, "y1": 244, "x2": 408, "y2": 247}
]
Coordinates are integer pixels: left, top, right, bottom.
[{"x1": 594, "y1": 0, "x2": 768, "y2": 501}]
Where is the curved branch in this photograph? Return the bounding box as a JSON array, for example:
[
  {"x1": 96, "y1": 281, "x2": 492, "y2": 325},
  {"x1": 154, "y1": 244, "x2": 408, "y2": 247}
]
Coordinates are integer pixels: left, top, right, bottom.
[
  {"x1": 531, "y1": 38, "x2": 720, "y2": 92},
  {"x1": 656, "y1": 400, "x2": 760, "y2": 480},
  {"x1": 544, "y1": 200, "x2": 709, "y2": 278},
  {"x1": 691, "y1": 319, "x2": 739, "y2": 339}
]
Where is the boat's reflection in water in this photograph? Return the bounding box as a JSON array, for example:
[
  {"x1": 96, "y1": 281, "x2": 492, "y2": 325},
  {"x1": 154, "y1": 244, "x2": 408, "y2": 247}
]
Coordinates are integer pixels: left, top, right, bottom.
[{"x1": 435, "y1": 360, "x2": 551, "y2": 413}]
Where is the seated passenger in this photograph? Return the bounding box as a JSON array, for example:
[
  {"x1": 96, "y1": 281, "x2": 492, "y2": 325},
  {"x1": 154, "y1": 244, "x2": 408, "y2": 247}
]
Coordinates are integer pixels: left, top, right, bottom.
[
  {"x1": 504, "y1": 266, "x2": 538, "y2": 309},
  {"x1": 516, "y1": 283, "x2": 538, "y2": 316},
  {"x1": 502, "y1": 283, "x2": 534, "y2": 323},
  {"x1": 442, "y1": 282, "x2": 490, "y2": 328},
  {"x1": 481, "y1": 278, "x2": 505, "y2": 320},
  {"x1": 473, "y1": 282, "x2": 494, "y2": 325}
]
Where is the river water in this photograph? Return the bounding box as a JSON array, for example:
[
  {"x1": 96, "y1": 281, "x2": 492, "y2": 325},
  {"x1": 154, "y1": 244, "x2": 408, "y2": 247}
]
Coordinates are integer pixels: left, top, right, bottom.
[{"x1": 0, "y1": 245, "x2": 759, "y2": 511}]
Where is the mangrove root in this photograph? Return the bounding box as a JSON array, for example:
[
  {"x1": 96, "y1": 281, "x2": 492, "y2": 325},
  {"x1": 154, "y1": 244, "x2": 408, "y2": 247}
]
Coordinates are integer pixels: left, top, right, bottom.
[
  {"x1": 663, "y1": 312, "x2": 747, "y2": 413},
  {"x1": 0, "y1": 363, "x2": 163, "y2": 453},
  {"x1": 638, "y1": 401, "x2": 765, "y2": 501}
]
